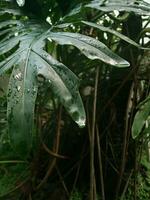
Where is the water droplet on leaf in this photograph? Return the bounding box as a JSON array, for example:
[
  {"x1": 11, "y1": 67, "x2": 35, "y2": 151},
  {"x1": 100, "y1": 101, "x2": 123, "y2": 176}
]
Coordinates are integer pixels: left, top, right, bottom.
[
  {"x1": 15, "y1": 72, "x2": 22, "y2": 81},
  {"x1": 76, "y1": 117, "x2": 86, "y2": 128},
  {"x1": 17, "y1": 86, "x2": 21, "y2": 91},
  {"x1": 16, "y1": 0, "x2": 25, "y2": 7},
  {"x1": 33, "y1": 87, "x2": 36, "y2": 94}
]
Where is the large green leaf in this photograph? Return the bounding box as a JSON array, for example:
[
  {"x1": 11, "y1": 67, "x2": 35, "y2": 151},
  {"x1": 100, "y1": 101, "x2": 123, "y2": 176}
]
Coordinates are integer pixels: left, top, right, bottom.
[
  {"x1": 0, "y1": 0, "x2": 131, "y2": 157},
  {"x1": 0, "y1": 20, "x2": 87, "y2": 157},
  {"x1": 85, "y1": 0, "x2": 150, "y2": 16},
  {"x1": 47, "y1": 32, "x2": 130, "y2": 67},
  {"x1": 7, "y1": 52, "x2": 38, "y2": 157},
  {"x1": 34, "y1": 49, "x2": 86, "y2": 127},
  {"x1": 132, "y1": 96, "x2": 150, "y2": 139}
]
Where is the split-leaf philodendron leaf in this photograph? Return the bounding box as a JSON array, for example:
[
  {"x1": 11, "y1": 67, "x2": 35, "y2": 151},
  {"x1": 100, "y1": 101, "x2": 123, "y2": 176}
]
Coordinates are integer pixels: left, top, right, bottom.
[{"x1": 4, "y1": 0, "x2": 150, "y2": 157}]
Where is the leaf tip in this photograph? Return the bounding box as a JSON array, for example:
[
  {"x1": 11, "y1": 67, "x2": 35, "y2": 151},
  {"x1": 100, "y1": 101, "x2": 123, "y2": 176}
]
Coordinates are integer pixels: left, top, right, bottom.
[
  {"x1": 116, "y1": 60, "x2": 130, "y2": 68},
  {"x1": 132, "y1": 133, "x2": 137, "y2": 139},
  {"x1": 75, "y1": 116, "x2": 86, "y2": 128}
]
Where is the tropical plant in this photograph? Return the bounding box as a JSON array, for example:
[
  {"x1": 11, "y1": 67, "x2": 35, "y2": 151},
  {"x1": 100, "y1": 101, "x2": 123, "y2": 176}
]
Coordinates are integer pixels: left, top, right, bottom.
[
  {"x1": 0, "y1": 0, "x2": 150, "y2": 199},
  {"x1": 0, "y1": 0, "x2": 132, "y2": 157}
]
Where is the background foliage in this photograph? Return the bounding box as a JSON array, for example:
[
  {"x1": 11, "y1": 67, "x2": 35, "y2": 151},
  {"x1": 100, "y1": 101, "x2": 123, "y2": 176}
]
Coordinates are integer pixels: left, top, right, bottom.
[{"x1": 0, "y1": 0, "x2": 150, "y2": 199}]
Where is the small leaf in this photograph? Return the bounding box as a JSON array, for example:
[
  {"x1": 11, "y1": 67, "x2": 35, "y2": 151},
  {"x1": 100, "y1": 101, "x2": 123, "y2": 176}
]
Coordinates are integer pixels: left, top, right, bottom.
[
  {"x1": 132, "y1": 96, "x2": 150, "y2": 139},
  {"x1": 82, "y1": 21, "x2": 147, "y2": 49},
  {"x1": 85, "y1": 1, "x2": 150, "y2": 16}
]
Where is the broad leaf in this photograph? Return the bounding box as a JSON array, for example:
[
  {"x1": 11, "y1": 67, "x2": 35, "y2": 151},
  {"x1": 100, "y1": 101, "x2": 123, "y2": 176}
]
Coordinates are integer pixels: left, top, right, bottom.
[
  {"x1": 0, "y1": 0, "x2": 131, "y2": 157},
  {"x1": 0, "y1": 20, "x2": 86, "y2": 156},
  {"x1": 7, "y1": 52, "x2": 38, "y2": 156},
  {"x1": 47, "y1": 32, "x2": 130, "y2": 67},
  {"x1": 34, "y1": 49, "x2": 86, "y2": 127}
]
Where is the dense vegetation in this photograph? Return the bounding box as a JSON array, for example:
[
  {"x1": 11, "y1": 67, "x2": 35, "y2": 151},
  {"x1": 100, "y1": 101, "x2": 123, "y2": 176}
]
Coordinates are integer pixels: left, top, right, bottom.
[{"x1": 0, "y1": 0, "x2": 150, "y2": 199}]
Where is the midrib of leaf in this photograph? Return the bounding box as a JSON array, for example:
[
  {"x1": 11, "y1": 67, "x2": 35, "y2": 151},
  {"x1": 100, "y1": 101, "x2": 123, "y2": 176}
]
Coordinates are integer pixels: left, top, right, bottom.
[
  {"x1": 21, "y1": 35, "x2": 39, "y2": 126},
  {"x1": 22, "y1": 46, "x2": 31, "y2": 124}
]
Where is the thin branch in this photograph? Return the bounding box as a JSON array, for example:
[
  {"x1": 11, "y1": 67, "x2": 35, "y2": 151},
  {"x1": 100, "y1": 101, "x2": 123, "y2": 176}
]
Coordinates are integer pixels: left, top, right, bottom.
[
  {"x1": 96, "y1": 125, "x2": 105, "y2": 200},
  {"x1": 55, "y1": 165, "x2": 70, "y2": 198},
  {"x1": 90, "y1": 66, "x2": 99, "y2": 200},
  {"x1": 36, "y1": 106, "x2": 62, "y2": 190},
  {"x1": 120, "y1": 170, "x2": 133, "y2": 200},
  {"x1": 42, "y1": 140, "x2": 69, "y2": 159}
]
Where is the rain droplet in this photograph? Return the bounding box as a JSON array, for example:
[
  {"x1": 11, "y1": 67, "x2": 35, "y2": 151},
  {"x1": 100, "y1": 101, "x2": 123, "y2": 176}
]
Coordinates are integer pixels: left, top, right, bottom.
[
  {"x1": 82, "y1": 86, "x2": 93, "y2": 96},
  {"x1": 17, "y1": 86, "x2": 21, "y2": 91},
  {"x1": 81, "y1": 47, "x2": 85, "y2": 51},
  {"x1": 14, "y1": 32, "x2": 19, "y2": 36},
  {"x1": 15, "y1": 72, "x2": 22, "y2": 81},
  {"x1": 70, "y1": 106, "x2": 78, "y2": 114},
  {"x1": 16, "y1": 0, "x2": 25, "y2": 7},
  {"x1": 37, "y1": 74, "x2": 45, "y2": 82},
  {"x1": 33, "y1": 87, "x2": 36, "y2": 93},
  {"x1": 48, "y1": 38, "x2": 52, "y2": 42},
  {"x1": 76, "y1": 117, "x2": 86, "y2": 128},
  {"x1": 65, "y1": 95, "x2": 72, "y2": 103}
]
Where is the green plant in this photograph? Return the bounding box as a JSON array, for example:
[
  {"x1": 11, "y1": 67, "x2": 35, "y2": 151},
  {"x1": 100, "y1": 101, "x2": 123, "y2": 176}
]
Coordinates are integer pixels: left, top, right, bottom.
[
  {"x1": 70, "y1": 190, "x2": 82, "y2": 200},
  {"x1": 0, "y1": 0, "x2": 150, "y2": 199},
  {"x1": 0, "y1": 0, "x2": 131, "y2": 158}
]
